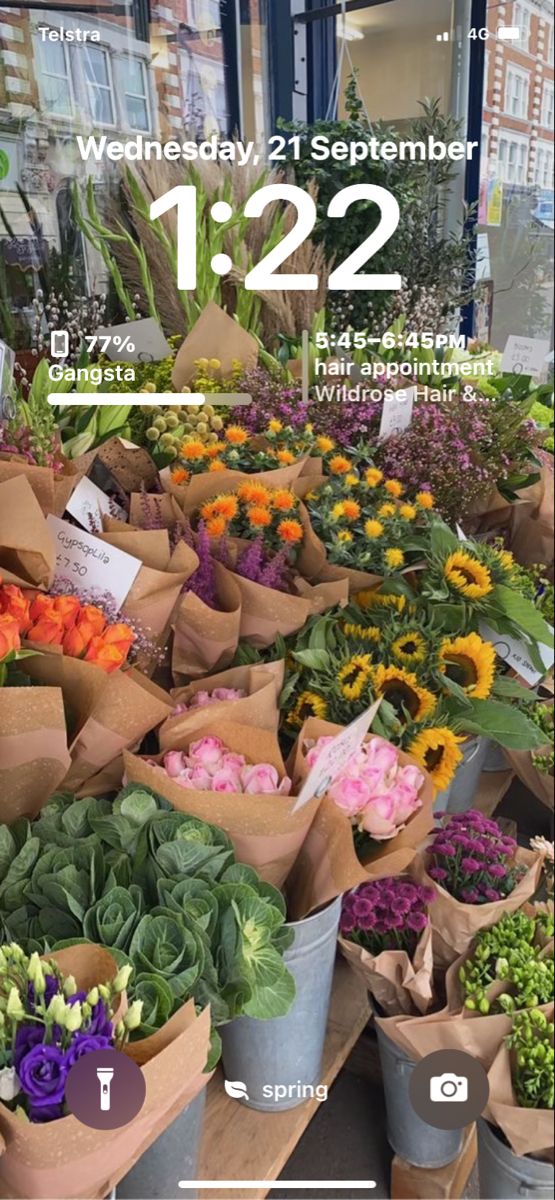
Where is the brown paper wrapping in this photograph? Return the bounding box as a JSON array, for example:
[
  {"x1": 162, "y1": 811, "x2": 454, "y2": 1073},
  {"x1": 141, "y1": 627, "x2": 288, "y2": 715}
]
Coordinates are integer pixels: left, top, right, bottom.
[
  {"x1": 0, "y1": 687, "x2": 71, "y2": 823},
  {"x1": 172, "y1": 301, "x2": 258, "y2": 389},
  {"x1": 0, "y1": 476, "x2": 55, "y2": 589},
  {"x1": 338, "y1": 924, "x2": 434, "y2": 1017},
  {"x1": 160, "y1": 460, "x2": 313, "y2": 516},
  {"x1": 172, "y1": 561, "x2": 243, "y2": 681},
  {"x1": 128, "y1": 491, "x2": 185, "y2": 531},
  {"x1": 411, "y1": 846, "x2": 544, "y2": 967},
  {"x1": 0, "y1": 1000, "x2": 211, "y2": 1200},
  {"x1": 284, "y1": 718, "x2": 436, "y2": 919},
  {"x1": 0, "y1": 456, "x2": 81, "y2": 517},
  {"x1": 484, "y1": 1021, "x2": 554, "y2": 1160},
  {"x1": 20, "y1": 650, "x2": 173, "y2": 792},
  {"x1": 296, "y1": 503, "x2": 383, "y2": 594},
  {"x1": 75, "y1": 437, "x2": 159, "y2": 494},
  {"x1": 123, "y1": 718, "x2": 321, "y2": 889},
  {"x1": 98, "y1": 532, "x2": 197, "y2": 660},
  {"x1": 510, "y1": 453, "x2": 555, "y2": 572},
  {"x1": 505, "y1": 749, "x2": 554, "y2": 810},
  {"x1": 159, "y1": 661, "x2": 284, "y2": 748}
]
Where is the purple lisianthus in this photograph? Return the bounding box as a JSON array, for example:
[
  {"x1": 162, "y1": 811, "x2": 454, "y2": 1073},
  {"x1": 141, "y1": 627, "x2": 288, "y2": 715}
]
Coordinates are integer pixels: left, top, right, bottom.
[
  {"x1": 28, "y1": 1102, "x2": 65, "y2": 1124},
  {"x1": 27, "y1": 974, "x2": 59, "y2": 1012},
  {"x1": 18, "y1": 1044, "x2": 68, "y2": 1108},
  {"x1": 14, "y1": 1025, "x2": 45, "y2": 1071},
  {"x1": 65, "y1": 1032, "x2": 113, "y2": 1070}
]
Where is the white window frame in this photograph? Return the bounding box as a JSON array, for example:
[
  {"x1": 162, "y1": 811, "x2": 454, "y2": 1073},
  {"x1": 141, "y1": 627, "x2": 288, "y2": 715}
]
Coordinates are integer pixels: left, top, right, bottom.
[
  {"x1": 535, "y1": 140, "x2": 554, "y2": 189},
  {"x1": 82, "y1": 42, "x2": 117, "y2": 128},
  {"x1": 121, "y1": 57, "x2": 151, "y2": 132},
  {"x1": 547, "y1": 24, "x2": 554, "y2": 66},
  {"x1": 505, "y1": 64, "x2": 530, "y2": 119},
  {"x1": 513, "y1": 2, "x2": 532, "y2": 53},
  {"x1": 541, "y1": 80, "x2": 554, "y2": 130},
  {"x1": 35, "y1": 31, "x2": 74, "y2": 118},
  {"x1": 497, "y1": 131, "x2": 529, "y2": 184}
]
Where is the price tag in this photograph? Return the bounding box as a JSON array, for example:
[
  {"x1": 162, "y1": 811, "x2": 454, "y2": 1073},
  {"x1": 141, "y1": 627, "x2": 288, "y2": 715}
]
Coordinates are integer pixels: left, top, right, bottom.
[
  {"x1": 46, "y1": 515, "x2": 141, "y2": 608},
  {"x1": 379, "y1": 386, "x2": 415, "y2": 439},
  {"x1": 65, "y1": 476, "x2": 126, "y2": 530},
  {"x1": 292, "y1": 698, "x2": 382, "y2": 813},
  {"x1": 480, "y1": 621, "x2": 555, "y2": 686},
  {"x1": 501, "y1": 336, "x2": 550, "y2": 378},
  {"x1": 97, "y1": 318, "x2": 172, "y2": 364}
]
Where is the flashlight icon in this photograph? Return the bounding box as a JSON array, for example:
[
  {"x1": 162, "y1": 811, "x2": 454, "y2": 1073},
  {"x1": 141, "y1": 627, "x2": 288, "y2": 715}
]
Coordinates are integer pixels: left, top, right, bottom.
[{"x1": 96, "y1": 1067, "x2": 114, "y2": 1112}]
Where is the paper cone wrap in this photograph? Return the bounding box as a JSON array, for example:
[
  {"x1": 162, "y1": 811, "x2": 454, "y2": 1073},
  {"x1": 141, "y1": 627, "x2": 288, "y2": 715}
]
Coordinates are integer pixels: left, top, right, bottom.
[
  {"x1": 0, "y1": 687, "x2": 71, "y2": 823},
  {"x1": 98, "y1": 531, "x2": 197, "y2": 656},
  {"x1": 171, "y1": 301, "x2": 258, "y2": 389},
  {"x1": 159, "y1": 661, "x2": 284, "y2": 747},
  {"x1": 510, "y1": 454, "x2": 554, "y2": 572},
  {"x1": 161, "y1": 459, "x2": 314, "y2": 516},
  {"x1": 0, "y1": 476, "x2": 54, "y2": 589},
  {"x1": 75, "y1": 437, "x2": 159, "y2": 494},
  {"x1": 128, "y1": 492, "x2": 185, "y2": 531},
  {"x1": 338, "y1": 924, "x2": 434, "y2": 1017},
  {"x1": 296, "y1": 503, "x2": 384, "y2": 594},
  {"x1": 172, "y1": 561, "x2": 242, "y2": 680},
  {"x1": 484, "y1": 1015, "x2": 554, "y2": 1160},
  {"x1": 0, "y1": 456, "x2": 81, "y2": 517},
  {"x1": 505, "y1": 748, "x2": 554, "y2": 810},
  {"x1": 123, "y1": 718, "x2": 321, "y2": 888}
]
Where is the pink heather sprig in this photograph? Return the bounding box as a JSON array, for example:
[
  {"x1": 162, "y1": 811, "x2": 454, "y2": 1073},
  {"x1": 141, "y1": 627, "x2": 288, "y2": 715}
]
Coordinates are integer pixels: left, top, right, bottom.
[
  {"x1": 156, "y1": 736, "x2": 292, "y2": 795},
  {"x1": 427, "y1": 809, "x2": 523, "y2": 905},
  {"x1": 172, "y1": 687, "x2": 247, "y2": 715},
  {"x1": 258, "y1": 545, "x2": 292, "y2": 592},
  {"x1": 340, "y1": 877, "x2": 435, "y2": 956},
  {"x1": 235, "y1": 537, "x2": 265, "y2": 583},
  {"x1": 48, "y1": 577, "x2": 164, "y2": 665},
  {"x1": 303, "y1": 735, "x2": 425, "y2": 841},
  {"x1": 182, "y1": 521, "x2": 218, "y2": 609},
  {"x1": 234, "y1": 539, "x2": 291, "y2": 592}
]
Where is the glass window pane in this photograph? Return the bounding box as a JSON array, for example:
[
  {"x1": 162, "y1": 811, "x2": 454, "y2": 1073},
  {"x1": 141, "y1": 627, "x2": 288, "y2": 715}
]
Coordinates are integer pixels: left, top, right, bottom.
[
  {"x1": 125, "y1": 58, "x2": 145, "y2": 96},
  {"x1": 88, "y1": 83, "x2": 114, "y2": 125},
  {"x1": 125, "y1": 93, "x2": 149, "y2": 131},
  {"x1": 83, "y1": 47, "x2": 110, "y2": 86}
]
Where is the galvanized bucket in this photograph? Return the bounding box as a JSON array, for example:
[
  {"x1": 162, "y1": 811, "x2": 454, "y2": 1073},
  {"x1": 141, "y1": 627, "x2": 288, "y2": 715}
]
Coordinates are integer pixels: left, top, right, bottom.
[
  {"x1": 220, "y1": 896, "x2": 341, "y2": 1112},
  {"x1": 375, "y1": 1023, "x2": 464, "y2": 1168},
  {"x1": 115, "y1": 1088, "x2": 206, "y2": 1200},
  {"x1": 478, "y1": 1118, "x2": 555, "y2": 1198},
  {"x1": 434, "y1": 737, "x2": 488, "y2": 815},
  {"x1": 483, "y1": 739, "x2": 511, "y2": 773}
]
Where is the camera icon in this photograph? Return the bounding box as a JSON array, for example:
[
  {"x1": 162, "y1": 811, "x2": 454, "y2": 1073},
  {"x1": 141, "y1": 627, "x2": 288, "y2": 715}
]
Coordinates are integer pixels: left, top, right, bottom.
[{"x1": 430, "y1": 1073, "x2": 468, "y2": 1103}]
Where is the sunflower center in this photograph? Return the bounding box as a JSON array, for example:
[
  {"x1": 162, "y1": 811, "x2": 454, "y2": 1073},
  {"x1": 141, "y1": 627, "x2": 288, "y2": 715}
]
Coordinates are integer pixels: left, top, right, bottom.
[
  {"x1": 381, "y1": 680, "x2": 420, "y2": 719},
  {"x1": 443, "y1": 653, "x2": 477, "y2": 688},
  {"x1": 456, "y1": 565, "x2": 478, "y2": 585},
  {"x1": 401, "y1": 639, "x2": 418, "y2": 654},
  {"x1": 425, "y1": 745, "x2": 445, "y2": 770}
]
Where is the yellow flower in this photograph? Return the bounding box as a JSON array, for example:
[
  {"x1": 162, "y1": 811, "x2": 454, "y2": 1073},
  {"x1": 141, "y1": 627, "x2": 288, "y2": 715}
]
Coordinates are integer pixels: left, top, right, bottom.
[
  {"x1": 209, "y1": 358, "x2": 221, "y2": 370},
  {"x1": 277, "y1": 449, "x2": 296, "y2": 465},
  {"x1": 345, "y1": 473, "x2": 360, "y2": 487},
  {"x1": 416, "y1": 491, "x2": 434, "y2": 509},
  {"x1": 329, "y1": 455, "x2": 351, "y2": 475},
  {"x1": 225, "y1": 425, "x2": 249, "y2": 446},
  {"x1": 444, "y1": 551, "x2": 493, "y2": 600},
  {"x1": 385, "y1": 479, "x2": 404, "y2": 498},
  {"x1": 288, "y1": 691, "x2": 328, "y2": 728},
  {"x1": 384, "y1": 548, "x2": 405, "y2": 569},
  {"x1": 268, "y1": 419, "x2": 283, "y2": 433},
  {"x1": 338, "y1": 531, "x2": 353, "y2": 543},
  {"x1": 365, "y1": 519, "x2": 384, "y2": 539},
  {"x1": 332, "y1": 502, "x2": 346, "y2": 520},
  {"x1": 399, "y1": 504, "x2": 417, "y2": 521},
  {"x1": 343, "y1": 622, "x2": 381, "y2": 643},
  {"x1": 408, "y1": 727, "x2": 465, "y2": 792},
  {"x1": 378, "y1": 503, "x2": 396, "y2": 518},
  {"x1": 392, "y1": 632, "x2": 426, "y2": 665},
  {"x1": 356, "y1": 590, "x2": 407, "y2": 613},
  {"x1": 496, "y1": 548, "x2": 516, "y2": 573},
  {"x1": 316, "y1": 435, "x2": 335, "y2": 454},
  {"x1": 372, "y1": 665, "x2": 437, "y2": 722},
  {"x1": 304, "y1": 423, "x2": 314, "y2": 434},
  {"x1": 439, "y1": 633, "x2": 496, "y2": 700},
  {"x1": 338, "y1": 654, "x2": 373, "y2": 701},
  {"x1": 365, "y1": 468, "x2": 384, "y2": 488}
]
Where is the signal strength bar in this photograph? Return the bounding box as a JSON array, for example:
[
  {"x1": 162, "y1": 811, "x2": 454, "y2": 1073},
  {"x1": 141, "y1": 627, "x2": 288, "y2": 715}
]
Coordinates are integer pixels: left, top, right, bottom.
[{"x1": 436, "y1": 30, "x2": 451, "y2": 41}]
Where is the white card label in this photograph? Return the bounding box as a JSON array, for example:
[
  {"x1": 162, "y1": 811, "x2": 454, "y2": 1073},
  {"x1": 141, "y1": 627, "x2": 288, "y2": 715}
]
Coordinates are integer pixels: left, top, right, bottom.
[
  {"x1": 501, "y1": 336, "x2": 550, "y2": 378},
  {"x1": 46, "y1": 515, "x2": 141, "y2": 608},
  {"x1": 480, "y1": 621, "x2": 555, "y2": 686},
  {"x1": 65, "y1": 477, "x2": 126, "y2": 531},
  {"x1": 456, "y1": 524, "x2": 467, "y2": 542},
  {"x1": 379, "y1": 387, "x2": 415, "y2": 439},
  {"x1": 0, "y1": 338, "x2": 15, "y2": 415},
  {"x1": 292, "y1": 698, "x2": 382, "y2": 813},
  {"x1": 97, "y1": 318, "x2": 172, "y2": 364}
]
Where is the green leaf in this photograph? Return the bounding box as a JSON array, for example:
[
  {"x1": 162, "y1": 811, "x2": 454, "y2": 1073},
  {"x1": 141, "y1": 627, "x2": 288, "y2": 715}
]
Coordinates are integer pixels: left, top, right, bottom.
[
  {"x1": 430, "y1": 519, "x2": 459, "y2": 560},
  {"x1": 292, "y1": 648, "x2": 332, "y2": 671},
  {"x1": 490, "y1": 585, "x2": 555, "y2": 649},
  {"x1": 459, "y1": 699, "x2": 549, "y2": 749},
  {"x1": 493, "y1": 676, "x2": 540, "y2": 702}
]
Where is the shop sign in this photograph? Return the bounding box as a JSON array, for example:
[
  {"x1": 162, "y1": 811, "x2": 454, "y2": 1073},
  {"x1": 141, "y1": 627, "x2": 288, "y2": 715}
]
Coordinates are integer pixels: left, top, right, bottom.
[
  {"x1": 0, "y1": 140, "x2": 19, "y2": 191},
  {"x1": 501, "y1": 335, "x2": 550, "y2": 378}
]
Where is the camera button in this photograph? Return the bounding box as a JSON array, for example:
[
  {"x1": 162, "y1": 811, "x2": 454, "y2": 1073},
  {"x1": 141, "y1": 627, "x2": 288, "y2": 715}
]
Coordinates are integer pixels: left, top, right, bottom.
[{"x1": 409, "y1": 1049, "x2": 489, "y2": 1130}]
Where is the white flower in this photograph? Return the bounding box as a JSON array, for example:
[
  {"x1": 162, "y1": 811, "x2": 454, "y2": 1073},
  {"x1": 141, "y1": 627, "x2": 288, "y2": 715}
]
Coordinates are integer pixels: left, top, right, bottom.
[
  {"x1": 0, "y1": 1067, "x2": 21, "y2": 1103},
  {"x1": 530, "y1": 836, "x2": 554, "y2": 863}
]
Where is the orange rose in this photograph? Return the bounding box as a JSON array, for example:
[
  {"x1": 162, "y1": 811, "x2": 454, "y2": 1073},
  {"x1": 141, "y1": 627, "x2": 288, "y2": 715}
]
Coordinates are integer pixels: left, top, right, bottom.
[
  {"x1": 101, "y1": 623, "x2": 136, "y2": 660},
  {"x1": 27, "y1": 613, "x2": 65, "y2": 646},
  {"x1": 0, "y1": 613, "x2": 21, "y2": 659},
  {"x1": 53, "y1": 595, "x2": 81, "y2": 629},
  {"x1": 76, "y1": 606, "x2": 106, "y2": 636},
  {"x1": 63, "y1": 620, "x2": 96, "y2": 659},
  {"x1": 29, "y1": 594, "x2": 57, "y2": 623},
  {"x1": 84, "y1": 637, "x2": 126, "y2": 674},
  {"x1": 0, "y1": 584, "x2": 31, "y2": 633}
]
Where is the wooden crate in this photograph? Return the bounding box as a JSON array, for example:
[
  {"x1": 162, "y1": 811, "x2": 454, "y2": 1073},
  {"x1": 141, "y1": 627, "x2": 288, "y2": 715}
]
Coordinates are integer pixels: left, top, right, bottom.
[
  {"x1": 198, "y1": 958, "x2": 371, "y2": 1200},
  {"x1": 391, "y1": 1124, "x2": 477, "y2": 1200}
]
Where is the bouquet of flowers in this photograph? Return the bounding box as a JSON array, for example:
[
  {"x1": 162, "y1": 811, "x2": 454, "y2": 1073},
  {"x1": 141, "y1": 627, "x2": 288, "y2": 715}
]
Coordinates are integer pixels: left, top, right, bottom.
[
  {"x1": 457, "y1": 909, "x2": 554, "y2": 1016},
  {"x1": 0, "y1": 583, "x2": 137, "y2": 675},
  {"x1": 0, "y1": 944, "x2": 139, "y2": 1122},
  {"x1": 507, "y1": 1007, "x2": 554, "y2": 1110},
  {"x1": 155, "y1": 735, "x2": 292, "y2": 795},
  {"x1": 482, "y1": 1005, "x2": 555, "y2": 1162}
]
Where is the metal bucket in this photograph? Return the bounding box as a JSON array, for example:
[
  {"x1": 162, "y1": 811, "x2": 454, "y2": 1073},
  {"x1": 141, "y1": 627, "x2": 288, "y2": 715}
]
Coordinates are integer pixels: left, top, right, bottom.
[
  {"x1": 483, "y1": 739, "x2": 511, "y2": 773},
  {"x1": 375, "y1": 1024, "x2": 464, "y2": 1168},
  {"x1": 115, "y1": 1089, "x2": 206, "y2": 1200},
  {"x1": 478, "y1": 1118, "x2": 555, "y2": 1198},
  {"x1": 220, "y1": 896, "x2": 341, "y2": 1112},
  {"x1": 434, "y1": 737, "x2": 488, "y2": 815}
]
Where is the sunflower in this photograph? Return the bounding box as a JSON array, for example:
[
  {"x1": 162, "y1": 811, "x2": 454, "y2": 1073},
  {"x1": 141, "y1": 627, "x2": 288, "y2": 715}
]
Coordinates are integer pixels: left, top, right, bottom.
[
  {"x1": 444, "y1": 551, "x2": 493, "y2": 600},
  {"x1": 329, "y1": 455, "x2": 351, "y2": 475},
  {"x1": 416, "y1": 491, "x2": 434, "y2": 509},
  {"x1": 338, "y1": 654, "x2": 373, "y2": 700},
  {"x1": 494, "y1": 547, "x2": 516, "y2": 574},
  {"x1": 225, "y1": 426, "x2": 249, "y2": 446},
  {"x1": 316, "y1": 435, "x2": 335, "y2": 454},
  {"x1": 384, "y1": 548, "x2": 405, "y2": 569},
  {"x1": 365, "y1": 519, "x2": 384, "y2": 539},
  {"x1": 288, "y1": 691, "x2": 328, "y2": 727},
  {"x1": 408, "y1": 727, "x2": 465, "y2": 792},
  {"x1": 181, "y1": 440, "x2": 207, "y2": 461},
  {"x1": 277, "y1": 518, "x2": 304, "y2": 544},
  {"x1": 277, "y1": 449, "x2": 296, "y2": 466},
  {"x1": 372, "y1": 665, "x2": 436, "y2": 722},
  {"x1": 343, "y1": 622, "x2": 381, "y2": 643},
  {"x1": 171, "y1": 468, "x2": 189, "y2": 485},
  {"x1": 248, "y1": 505, "x2": 273, "y2": 528},
  {"x1": 272, "y1": 489, "x2": 297, "y2": 512},
  {"x1": 356, "y1": 591, "x2": 407, "y2": 613},
  {"x1": 399, "y1": 504, "x2": 417, "y2": 521},
  {"x1": 385, "y1": 479, "x2": 404, "y2": 498},
  {"x1": 238, "y1": 481, "x2": 271, "y2": 507},
  {"x1": 378, "y1": 503, "x2": 397, "y2": 518},
  {"x1": 392, "y1": 632, "x2": 427, "y2": 665},
  {"x1": 439, "y1": 632, "x2": 496, "y2": 700},
  {"x1": 365, "y1": 467, "x2": 384, "y2": 488}
]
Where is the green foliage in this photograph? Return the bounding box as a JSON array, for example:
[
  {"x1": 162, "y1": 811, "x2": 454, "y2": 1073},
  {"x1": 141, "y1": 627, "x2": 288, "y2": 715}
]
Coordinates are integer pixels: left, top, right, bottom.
[
  {"x1": 459, "y1": 910, "x2": 554, "y2": 1015},
  {"x1": 508, "y1": 1008, "x2": 555, "y2": 1109}
]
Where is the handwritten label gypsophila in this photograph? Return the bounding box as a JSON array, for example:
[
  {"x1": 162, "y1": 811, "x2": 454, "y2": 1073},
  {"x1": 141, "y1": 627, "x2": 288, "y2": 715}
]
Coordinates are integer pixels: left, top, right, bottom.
[{"x1": 46, "y1": 515, "x2": 141, "y2": 608}]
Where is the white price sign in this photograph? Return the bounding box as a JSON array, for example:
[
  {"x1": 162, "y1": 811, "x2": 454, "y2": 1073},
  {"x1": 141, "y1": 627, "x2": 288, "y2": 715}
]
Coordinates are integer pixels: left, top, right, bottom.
[
  {"x1": 97, "y1": 318, "x2": 172, "y2": 364},
  {"x1": 46, "y1": 515, "x2": 141, "y2": 608},
  {"x1": 65, "y1": 476, "x2": 126, "y2": 530},
  {"x1": 480, "y1": 621, "x2": 555, "y2": 687},
  {"x1": 379, "y1": 387, "x2": 415, "y2": 439},
  {"x1": 501, "y1": 336, "x2": 549, "y2": 378},
  {"x1": 292, "y1": 698, "x2": 382, "y2": 813}
]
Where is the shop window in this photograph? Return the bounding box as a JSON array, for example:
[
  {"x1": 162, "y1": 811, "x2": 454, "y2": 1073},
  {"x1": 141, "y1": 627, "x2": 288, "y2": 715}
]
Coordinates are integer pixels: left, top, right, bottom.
[
  {"x1": 513, "y1": 2, "x2": 531, "y2": 53},
  {"x1": 535, "y1": 141, "x2": 554, "y2": 189},
  {"x1": 498, "y1": 134, "x2": 528, "y2": 183},
  {"x1": 36, "y1": 35, "x2": 73, "y2": 117},
  {"x1": 122, "y1": 57, "x2": 151, "y2": 131},
  {"x1": 83, "y1": 45, "x2": 116, "y2": 126},
  {"x1": 505, "y1": 65, "x2": 530, "y2": 119},
  {"x1": 189, "y1": 1, "x2": 221, "y2": 33},
  {"x1": 541, "y1": 80, "x2": 554, "y2": 130}
]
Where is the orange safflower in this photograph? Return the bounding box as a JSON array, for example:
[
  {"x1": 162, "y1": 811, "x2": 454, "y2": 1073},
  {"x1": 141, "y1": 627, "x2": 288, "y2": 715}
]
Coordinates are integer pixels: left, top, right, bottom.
[
  {"x1": 276, "y1": 450, "x2": 296, "y2": 465},
  {"x1": 26, "y1": 613, "x2": 64, "y2": 646},
  {"x1": 181, "y1": 441, "x2": 208, "y2": 460},
  {"x1": 365, "y1": 468, "x2": 384, "y2": 488},
  {"x1": 271, "y1": 489, "x2": 297, "y2": 512},
  {"x1": 247, "y1": 505, "x2": 273, "y2": 528},
  {"x1": 416, "y1": 490, "x2": 435, "y2": 509},
  {"x1": 76, "y1": 605, "x2": 106, "y2": 636},
  {"x1": 53, "y1": 595, "x2": 81, "y2": 629},
  {"x1": 277, "y1": 519, "x2": 303, "y2": 544},
  {"x1": 0, "y1": 613, "x2": 21, "y2": 658},
  {"x1": 205, "y1": 516, "x2": 227, "y2": 538},
  {"x1": 84, "y1": 638, "x2": 127, "y2": 674},
  {"x1": 211, "y1": 494, "x2": 239, "y2": 521},
  {"x1": 205, "y1": 442, "x2": 226, "y2": 459},
  {"x1": 384, "y1": 479, "x2": 404, "y2": 498},
  {"x1": 225, "y1": 426, "x2": 248, "y2": 446},
  {"x1": 238, "y1": 481, "x2": 272, "y2": 507},
  {"x1": 341, "y1": 500, "x2": 361, "y2": 521},
  {"x1": 329, "y1": 455, "x2": 351, "y2": 475},
  {"x1": 171, "y1": 467, "x2": 189, "y2": 485},
  {"x1": 316, "y1": 435, "x2": 335, "y2": 454},
  {"x1": 0, "y1": 583, "x2": 31, "y2": 633},
  {"x1": 209, "y1": 460, "x2": 226, "y2": 472}
]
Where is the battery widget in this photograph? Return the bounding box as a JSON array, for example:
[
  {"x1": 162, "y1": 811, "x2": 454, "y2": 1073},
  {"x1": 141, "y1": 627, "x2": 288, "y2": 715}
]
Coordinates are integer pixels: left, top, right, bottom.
[{"x1": 51, "y1": 330, "x2": 69, "y2": 358}]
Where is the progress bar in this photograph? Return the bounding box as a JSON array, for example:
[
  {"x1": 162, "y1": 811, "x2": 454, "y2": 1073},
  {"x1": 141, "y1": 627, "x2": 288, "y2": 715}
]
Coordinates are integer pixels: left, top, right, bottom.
[
  {"x1": 48, "y1": 393, "x2": 252, "y2": 407},
  {"x1": 178, "y1": 1183, "x2": 376, "y2": 1190}
]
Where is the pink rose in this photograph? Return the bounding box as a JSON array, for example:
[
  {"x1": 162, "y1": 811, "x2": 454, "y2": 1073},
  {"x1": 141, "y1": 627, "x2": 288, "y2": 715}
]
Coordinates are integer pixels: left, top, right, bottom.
[
  {"x1": 390, "y1": 783, "x2": 422, "y2": 824},
  {"x1": 240, "y1": 763, "x2": 282, "y2": 794},
  {"x1": 188, "y1": 764, "x2": 212, "y2": 790},
  {"x1": 360, "y1": 794, "x2": 397, "y2": 839},
  {"x1": 222, "y1": 752, "x2": 247, "y2": 772},
  {"x1": 164, "y1": 751, "x2": 188, "y2": 778},
  {"x1": 212, "y1": 767, "x2": 241, "y2": 792},
  {"x1": 212, "y1": 687, "x2": 246, "y2": 702},
  {"x1": 358, "y1": 765, "x2": 388, "y2": 796},
  {"x1": 303, "y1": 736, "x2": 335, "y2": 768},
  {"x1": 188, "y1": 736, "x2": 225, "y2": 771},
  {"x1": 190, "y1": 690, "x2": 213, "y2": 708},
  {"x1": 278, "y1": 776, "x2": 292, "y2": 796},
  {"x1": 364, "y1": 737, "x2": 399, "y2": 774},
  {"x1": 171, "y1": 702, "x2": 188, "y2": 716},
  {"x1": 328, "y1": 776, "x2": 371, "y2": 818},
  {"x1": 399, "y1": 764, "x2": 425, "y2": 793}
]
